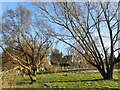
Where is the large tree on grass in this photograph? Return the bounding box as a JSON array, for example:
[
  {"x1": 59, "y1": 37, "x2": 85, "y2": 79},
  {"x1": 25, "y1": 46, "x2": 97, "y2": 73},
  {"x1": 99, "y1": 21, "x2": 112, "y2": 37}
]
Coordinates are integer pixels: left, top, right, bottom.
[
  {"x1": 1, "y1": 5, "x2": 52, "y2": 84},
  {"x1": 33, "y1": 2, "x2": 120, "y2": 79}
]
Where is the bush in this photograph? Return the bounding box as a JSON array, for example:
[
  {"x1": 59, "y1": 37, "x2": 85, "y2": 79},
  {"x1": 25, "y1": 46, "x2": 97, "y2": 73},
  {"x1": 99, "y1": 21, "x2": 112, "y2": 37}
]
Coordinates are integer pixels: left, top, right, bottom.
[{"x1": 2, "y1": 69, "x2": 20, "y2": 88}]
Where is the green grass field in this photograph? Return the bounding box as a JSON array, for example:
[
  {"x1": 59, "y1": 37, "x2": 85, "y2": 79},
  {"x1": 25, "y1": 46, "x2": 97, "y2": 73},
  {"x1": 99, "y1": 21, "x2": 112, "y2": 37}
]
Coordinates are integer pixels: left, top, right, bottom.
[{"x1": 8, "y1": 71, "x2": 119, "y2": 89}]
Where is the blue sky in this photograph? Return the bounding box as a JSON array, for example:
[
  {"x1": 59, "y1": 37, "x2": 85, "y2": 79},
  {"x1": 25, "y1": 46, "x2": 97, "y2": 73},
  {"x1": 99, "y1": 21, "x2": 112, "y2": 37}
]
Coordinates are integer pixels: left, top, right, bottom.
[
  {"x1": 1, "y1": 2, "x2": 69, "y2": 55},
  {"x1": 0, "y1": 1, "x2": 119, "y2": 56},
  {"x1": 2, "y1": 2, "x2": 17, "y2": 13}
]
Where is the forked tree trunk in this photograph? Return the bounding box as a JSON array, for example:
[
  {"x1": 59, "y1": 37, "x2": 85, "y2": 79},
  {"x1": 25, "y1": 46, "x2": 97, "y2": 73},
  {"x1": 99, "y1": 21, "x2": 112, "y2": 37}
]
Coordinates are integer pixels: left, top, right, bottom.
[
  {"x1": 97, "y1": 65, "x2": 114, "y2": 80},
  {"x1": 28, "y1": 70, "x2": 37, "y2": 84},
  {"x1": 29, "y1": 74, "x2": 36, "y2": 84},
  {"x1": 107, "y1": 65, "x2": 114, "y2": 79}
]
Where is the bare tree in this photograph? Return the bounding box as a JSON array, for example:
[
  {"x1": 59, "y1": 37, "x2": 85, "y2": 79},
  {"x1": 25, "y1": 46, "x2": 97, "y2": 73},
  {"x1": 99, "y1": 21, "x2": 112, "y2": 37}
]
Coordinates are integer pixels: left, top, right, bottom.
[
  {"x1": 1, "y1": 5, "x2": 52, "y2": 84},
  {"x1": 33, "y1": 2, "x2": 120, "y2": 79}
]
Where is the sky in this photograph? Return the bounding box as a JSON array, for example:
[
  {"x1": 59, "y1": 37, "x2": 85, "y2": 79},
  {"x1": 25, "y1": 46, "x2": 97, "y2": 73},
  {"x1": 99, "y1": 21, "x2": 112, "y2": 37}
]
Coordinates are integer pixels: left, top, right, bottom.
[
  {"x1": 1, "y1": 1, "x2": 70, "y2": 55},
  {"x1": 0, "y1": 1, "x2": 119, "y2": 57}
]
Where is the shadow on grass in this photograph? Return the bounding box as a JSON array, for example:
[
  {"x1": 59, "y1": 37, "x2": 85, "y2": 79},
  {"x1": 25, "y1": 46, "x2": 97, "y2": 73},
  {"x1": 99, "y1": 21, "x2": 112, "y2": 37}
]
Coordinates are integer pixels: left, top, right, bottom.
[
  {"x1": 38, "y1": 78, "x2": 118, "y2": 83},
  {"x1": 16, "y1": 82, "x2": 32, "y2": 85},
  {"x1": 16, "y1": 78, "x2": 118, "y2": 85},
  {"x1": 37, "y1": 68, "x2": 98, "y2": 75}
]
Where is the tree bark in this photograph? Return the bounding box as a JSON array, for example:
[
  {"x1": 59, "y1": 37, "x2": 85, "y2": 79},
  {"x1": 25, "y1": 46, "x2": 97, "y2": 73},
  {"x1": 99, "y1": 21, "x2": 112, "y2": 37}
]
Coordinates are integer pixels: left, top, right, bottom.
[
  {"x1": 28, "y1": 70, "x2": 37, "y2": 84},
  {"x1": 97, "y1": 65, "x2": 114, "y2": 80},
  {"x1": 107, "y1": 64, "x2": 114, "y2": 79}
]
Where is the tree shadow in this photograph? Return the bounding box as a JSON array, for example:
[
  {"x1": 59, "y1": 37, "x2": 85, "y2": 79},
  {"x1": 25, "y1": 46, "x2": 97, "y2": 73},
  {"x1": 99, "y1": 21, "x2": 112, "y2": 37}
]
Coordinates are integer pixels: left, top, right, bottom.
[
  {"x1": 37, "y1": 68, "x2": 98, "y2": 74},
  {"x1": 38, "y1": 78, "x2": 118, "y2": 83},
  {"x1": 16, "y1": 82, "x2": 32, "y2": 85},
  {"x1": 16, "y1": 78, "x2": 118, "y2": 85},
  {"x1": 37, "y1": 71, "x2": 54, "y2": 74}
]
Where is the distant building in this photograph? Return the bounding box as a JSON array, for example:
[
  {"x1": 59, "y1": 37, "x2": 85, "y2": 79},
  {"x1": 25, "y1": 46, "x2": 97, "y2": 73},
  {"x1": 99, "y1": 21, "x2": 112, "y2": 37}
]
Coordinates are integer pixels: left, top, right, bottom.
[{"x1": 61, "y1": 54, "x2": 93, "y2": 68}]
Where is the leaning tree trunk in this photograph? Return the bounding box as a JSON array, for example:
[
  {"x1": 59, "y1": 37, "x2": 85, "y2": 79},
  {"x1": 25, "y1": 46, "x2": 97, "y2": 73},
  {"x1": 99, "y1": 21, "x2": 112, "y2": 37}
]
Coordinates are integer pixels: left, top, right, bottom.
[
  {"x1": 97, "y1": 65, "x2": 114, "y2": 80},
  {"x1": 28, "y1": 69, "x2": 37, "y2": 84}
]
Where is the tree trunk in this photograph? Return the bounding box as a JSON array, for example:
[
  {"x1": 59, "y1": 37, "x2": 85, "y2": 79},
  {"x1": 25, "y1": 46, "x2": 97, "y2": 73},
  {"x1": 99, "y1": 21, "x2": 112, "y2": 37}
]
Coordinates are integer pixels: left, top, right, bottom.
[
  {"x1": 29, "y1": 74, "x2": 36, "y2": 84},
  {"x1": 97, "y1": 66, "x2": 114, "y2": 80},
  {"x1": 107, "y1": 64, "x2": 114, "y2": 79},
  {"x1": 28, "y1": 70, "x2": 37, "y2": 84}
]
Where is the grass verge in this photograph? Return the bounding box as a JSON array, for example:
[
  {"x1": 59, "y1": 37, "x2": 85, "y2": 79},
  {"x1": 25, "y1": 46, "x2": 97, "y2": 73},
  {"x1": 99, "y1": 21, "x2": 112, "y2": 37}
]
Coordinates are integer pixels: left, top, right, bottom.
[{"x1": 7, "y1": 71, "x2": 119, "y2": 89}]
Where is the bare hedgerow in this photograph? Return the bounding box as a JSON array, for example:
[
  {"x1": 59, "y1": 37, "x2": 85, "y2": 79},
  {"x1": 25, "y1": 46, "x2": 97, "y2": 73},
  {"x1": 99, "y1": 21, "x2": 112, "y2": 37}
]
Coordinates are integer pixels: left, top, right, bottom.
[{"x1": 2, "y1": 69, "x2": 20, "y2": 88}]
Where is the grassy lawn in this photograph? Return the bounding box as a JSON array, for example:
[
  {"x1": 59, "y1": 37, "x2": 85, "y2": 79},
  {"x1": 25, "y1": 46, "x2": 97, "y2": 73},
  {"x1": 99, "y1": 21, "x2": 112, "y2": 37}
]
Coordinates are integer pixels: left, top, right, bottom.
[{"x1": 8, "y1": 71, "x2": 119, "y2": 89}]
